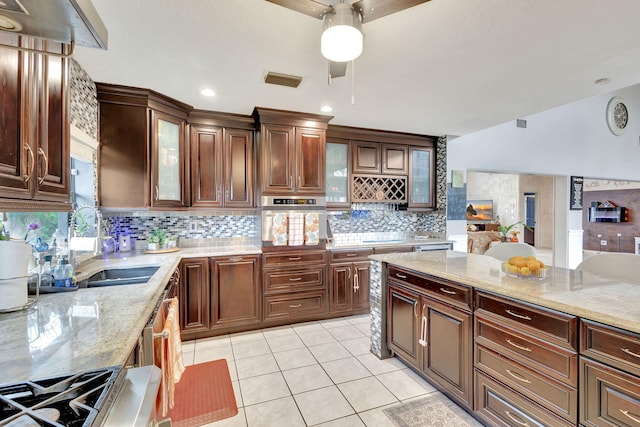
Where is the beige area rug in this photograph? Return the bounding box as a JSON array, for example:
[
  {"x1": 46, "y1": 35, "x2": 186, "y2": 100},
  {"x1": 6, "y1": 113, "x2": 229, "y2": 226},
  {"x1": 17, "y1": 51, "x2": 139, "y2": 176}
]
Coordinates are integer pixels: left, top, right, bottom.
[{"x1": 383, "y1": 393, "x2": 482, "y2": 427}]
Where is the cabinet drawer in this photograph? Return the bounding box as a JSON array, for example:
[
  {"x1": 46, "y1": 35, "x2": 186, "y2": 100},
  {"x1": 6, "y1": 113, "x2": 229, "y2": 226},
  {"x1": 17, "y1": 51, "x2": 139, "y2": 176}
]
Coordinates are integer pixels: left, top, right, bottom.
[
  {"x1": 581, "y1": 357, "x2": 640, "y2": 427},
  {"x1": 329, "y1": 248, "x2": 373, "y2": 262},
  {"x1": 476, "y1": 316, "x2": 578, "y2": 386},
  {"x1": 388, "y1": 266, "x2": 472, "y2": 311},
  {"x1": 263, "y1": 266, "x2": 325, "y2": 293},
  {"x1": 263, "y1": 250, "x2": 327, "y2": 267},
  {"x1": 475, "y1": 370, "x2": 574, "y2": 427},
  {"x1": 263, "y1": 291, "x2": 326, "y2": 320},
  {"x1": 476, "y1": 291, "x2": 577, "y2": 350},
  {"x1": 581, "y1": 319, "x2": 640, "y2": 377},
  {"x1": 373, "y1": 246, "x2": 414, "y2": 254},
  {"x1": 476, "y1": 345, "x2": 577, "y2": 423}
]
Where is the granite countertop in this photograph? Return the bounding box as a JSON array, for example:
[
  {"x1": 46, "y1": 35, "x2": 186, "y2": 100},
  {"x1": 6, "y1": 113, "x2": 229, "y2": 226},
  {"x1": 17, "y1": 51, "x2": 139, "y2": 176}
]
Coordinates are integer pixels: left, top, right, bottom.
[
  {"x1": 0, "y1": 245, "x2": 261, "y2": 384},
  {"x1": 371, "y1": 251, "x2": 640, "y2": 335}
]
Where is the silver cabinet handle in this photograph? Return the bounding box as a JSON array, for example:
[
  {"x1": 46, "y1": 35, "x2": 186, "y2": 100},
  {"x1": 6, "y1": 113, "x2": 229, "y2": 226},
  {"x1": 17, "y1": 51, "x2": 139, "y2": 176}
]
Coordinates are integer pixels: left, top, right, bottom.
[
  {"x1": 37, "y1": 147, "x2": 48, "y2": 185},
  {"x1": 413, "y1": 301, "x2": 418, "y2": 317},
  {"x1": 419, "y1": 304, "x2": 427, "y2": 347},
  {"x1": 288, "y1": 257, "x2": 302, "y2": 261},
  {"x1": 346, "y1": 253, "x2": 359, "y2": 257},
  {"x1": 289, "y1": 304, "x2": 302, "y2": 308},
  {"x1": 505, "y1": 309, "x2": 532, "y2": 321},
  {"x1": 504, "y1": 410, "x2": 530, "y2": 427},
  {"x1": 439, "y1": 287, "x2": 456, "y2": 295},
  {"x1": 289, "y1": 277, "x2": 302, "y2": 282},
  {"x1": 506, "y1": 339, "x2": 532, "y2": 352},
  {"x1": 396, "y1": 273, "x2": 407, "y2": 279},
  {"x1": 228, "y1": 257, "x2": 243, "y2": 262},
  {"x1": 505, "y1": 369, "x2": 531, "y2": 384},
  {"x1": 620, "y1": 409, "x2": 640, "y2": 424},
  {"x1": 353, "y1": 272, "x2": 359, "y2": 292},
  {"x1": 23, "y1": 143, "x2": 34, "y2": 183},
  {"x1": 155, "y1": 185, "x2": 159, "y2": 200},
  {"x1": 622, "y1": 348, "x2": 640, "y2": 359}
]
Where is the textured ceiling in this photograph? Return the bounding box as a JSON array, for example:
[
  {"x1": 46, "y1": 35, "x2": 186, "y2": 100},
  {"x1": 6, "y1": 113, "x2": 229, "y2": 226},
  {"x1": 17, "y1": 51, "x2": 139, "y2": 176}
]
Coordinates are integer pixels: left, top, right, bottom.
[{"x1": 73, "y1": 0, "x2": 640, "y2": 136}]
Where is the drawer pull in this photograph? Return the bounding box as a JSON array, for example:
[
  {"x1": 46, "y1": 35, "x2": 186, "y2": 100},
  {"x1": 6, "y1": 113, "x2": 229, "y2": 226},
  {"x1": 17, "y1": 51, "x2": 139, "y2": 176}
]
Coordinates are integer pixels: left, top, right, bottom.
[
  {"x1": 504, "y1": 410, "x2": 530, "y2": 427},
  {"x1": 396, "y1": 273, "x2": 407, "y2": 279},
  {"x1": 288, "y1": 257, "x2": 302, "y2": 261},
  {"x1": 506, "y1": 339, "x2": 532, "y2": 352},
  {"x1": 346, "y1": 253, "x2": 359, "y2": 257},
  {"x1": 439, "y1": 287, "x2": 456, "y2": 295},
  {"x1": 289, "y1": 304, "x2": 302, "y2": 308},
  {"x1": 620, "y1": 409, "x2": 640, "y2": 424},
  {"x1": 622, "y1": 348, "x2": 640, "y2": 359},
  {"x1": 505, "y1": 369, "x2": 531, "y2": 384},
  {"x1": 228, "y1": 257, "x2": 243, "y2": 262},
  {"x1": 288, "y1": 277, "x2": 303, "y2": 281},
  {"x1": 505, "y1": 309, "x2": 532, "y2": 321}
]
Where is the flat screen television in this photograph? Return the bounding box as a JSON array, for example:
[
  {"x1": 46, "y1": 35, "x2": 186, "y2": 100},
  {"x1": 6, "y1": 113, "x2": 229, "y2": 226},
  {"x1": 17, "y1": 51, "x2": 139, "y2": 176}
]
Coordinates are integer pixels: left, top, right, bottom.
[{"x1": 466, "y1": 200, "x2": 493, "y2": 222}]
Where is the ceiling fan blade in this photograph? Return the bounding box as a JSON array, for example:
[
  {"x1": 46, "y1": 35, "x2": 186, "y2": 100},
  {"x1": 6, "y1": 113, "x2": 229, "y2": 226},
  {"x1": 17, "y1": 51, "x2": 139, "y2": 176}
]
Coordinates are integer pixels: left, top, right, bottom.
[
  {"x1": 329, "y1": 61, "x2": 348, "y2": 79},
  {"x1": 265, "y1": 0, "x2": 332, "y2": 20},
  {"x1": 352, "y1": 0, "x2": 431, "y2": 23}
]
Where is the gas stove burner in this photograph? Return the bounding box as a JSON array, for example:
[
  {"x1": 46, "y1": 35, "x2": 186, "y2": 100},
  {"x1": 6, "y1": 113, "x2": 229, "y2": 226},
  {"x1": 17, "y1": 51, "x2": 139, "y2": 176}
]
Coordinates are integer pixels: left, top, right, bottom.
[{"x1": 0, "y1": 366, "x2": 125, "y2": 426}]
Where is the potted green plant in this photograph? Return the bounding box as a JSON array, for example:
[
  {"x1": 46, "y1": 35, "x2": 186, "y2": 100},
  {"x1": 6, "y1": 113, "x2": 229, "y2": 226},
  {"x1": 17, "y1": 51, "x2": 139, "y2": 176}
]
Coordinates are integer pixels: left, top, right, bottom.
[
  {"x1": 148, "y1": 229, "x2": 167, "y2": 251},
  {"x1": 498, "y1": 221, "x2": 532, "y2": 242}
]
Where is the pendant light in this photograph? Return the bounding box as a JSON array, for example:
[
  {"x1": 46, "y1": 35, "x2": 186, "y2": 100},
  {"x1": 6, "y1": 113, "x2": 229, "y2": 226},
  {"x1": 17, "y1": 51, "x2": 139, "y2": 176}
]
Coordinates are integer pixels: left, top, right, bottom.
[{"x1": 321, "y1": 1, "x2": 363, "y2": 62}]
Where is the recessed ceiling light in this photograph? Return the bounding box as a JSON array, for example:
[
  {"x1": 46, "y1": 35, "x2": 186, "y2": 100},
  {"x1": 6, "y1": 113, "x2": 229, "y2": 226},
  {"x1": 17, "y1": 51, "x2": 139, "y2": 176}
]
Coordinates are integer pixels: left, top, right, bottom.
[
  {"x1": 320, "y1": 105, "x2": 333, "y2": 113},
  {"x1": 200, "y1": 88, "x2": 216, "y2": 97},
  {"x1": 594, "y1": 78, "x2": 610, "y2": 85}
]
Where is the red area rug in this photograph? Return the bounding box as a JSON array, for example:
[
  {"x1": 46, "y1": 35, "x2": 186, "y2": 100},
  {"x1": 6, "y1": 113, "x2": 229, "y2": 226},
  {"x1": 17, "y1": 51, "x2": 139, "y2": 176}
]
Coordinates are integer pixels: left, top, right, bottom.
[{"x1": 167, "y1": 359, "x2": 238, "y2": 427}]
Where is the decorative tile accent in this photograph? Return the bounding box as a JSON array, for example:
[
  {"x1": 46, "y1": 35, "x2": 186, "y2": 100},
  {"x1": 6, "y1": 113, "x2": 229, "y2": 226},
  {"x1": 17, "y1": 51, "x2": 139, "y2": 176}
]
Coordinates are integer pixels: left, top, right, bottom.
[
  {"x1": 69, "y1": 59, "x2": 98, "y2": 140},
  {"x1": 369, "y1": 260, "x2": 383, "y2": 358},
  {"x1": 102, "y1": 212, "x2": 261, "y2": 247},
  {"x1": 436, "y1": 135, "x2": 447, "y2": 211}
]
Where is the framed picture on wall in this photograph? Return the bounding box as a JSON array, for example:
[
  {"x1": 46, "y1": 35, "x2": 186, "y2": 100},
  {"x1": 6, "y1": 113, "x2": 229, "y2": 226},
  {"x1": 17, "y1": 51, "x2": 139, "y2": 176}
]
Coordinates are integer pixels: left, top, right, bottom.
[
  {"x1": 466, "y1": 200, "x2": 494, "y2": 222},
  {"x1": 570, "y1": 176, "x2": 583, "y2": 210}
]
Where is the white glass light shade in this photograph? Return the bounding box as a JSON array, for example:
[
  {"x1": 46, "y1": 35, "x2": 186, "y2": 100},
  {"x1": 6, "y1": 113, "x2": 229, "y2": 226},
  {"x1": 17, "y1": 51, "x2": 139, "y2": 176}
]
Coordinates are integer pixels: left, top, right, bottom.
[{"x1": 321, "y1": 25, "x2": 363, "y2": 62}]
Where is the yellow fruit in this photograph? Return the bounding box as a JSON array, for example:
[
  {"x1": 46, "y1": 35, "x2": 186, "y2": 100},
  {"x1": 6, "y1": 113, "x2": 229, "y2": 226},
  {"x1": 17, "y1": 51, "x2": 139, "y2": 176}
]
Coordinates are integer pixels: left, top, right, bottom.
[
  {"x1": 508, "y1": 256, "x2": 524, "y2": 266},
  {"x1": 526, "y1": 260, "x2": 540, "y2": 272},
  {"x1": 508, "y1": 265, "x2": 519, "y2": 275},
  {"x1": 538, "y1": 260, "x2": 545, "y2": 268},
  {"x1": 520, "y1": 267, "x2": 531, "y2": 277},
  {"x1": 514, "y1": 259, "x2": 527, "y2": 268},
  {"x1": 525, "y1": 256, "x2": 537, "y2": 261}
]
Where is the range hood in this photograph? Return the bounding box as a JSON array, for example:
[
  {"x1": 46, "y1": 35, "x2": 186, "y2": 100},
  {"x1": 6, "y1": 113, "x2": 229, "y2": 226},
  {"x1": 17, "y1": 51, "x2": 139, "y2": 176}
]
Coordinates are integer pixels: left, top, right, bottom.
[{"x1": 0, "y1": 0, "x2": 107, "y2": 49}]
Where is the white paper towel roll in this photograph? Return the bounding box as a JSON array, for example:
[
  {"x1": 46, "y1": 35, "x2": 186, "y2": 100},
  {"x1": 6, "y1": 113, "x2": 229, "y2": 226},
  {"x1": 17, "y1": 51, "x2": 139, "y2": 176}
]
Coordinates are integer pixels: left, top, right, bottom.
[
  {"x1": 0, "y1": 241, "x2": 32, "y2": 280},
  {"x1": 0, "y1": 276, "x2": 28, "y2": 310}
]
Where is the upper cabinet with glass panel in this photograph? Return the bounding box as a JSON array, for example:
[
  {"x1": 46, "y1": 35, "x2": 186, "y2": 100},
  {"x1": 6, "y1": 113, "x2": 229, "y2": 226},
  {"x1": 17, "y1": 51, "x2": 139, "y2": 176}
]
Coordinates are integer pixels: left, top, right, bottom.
[
  {"x1": 326, "y1": 142, "x2": 349, "y2": 207},
  {"x1": 409, "y1": 146, "x2": 435, "y2": 208},
  {"x1": 152, "y1": 113, "x2": 185, "y2": 206}
]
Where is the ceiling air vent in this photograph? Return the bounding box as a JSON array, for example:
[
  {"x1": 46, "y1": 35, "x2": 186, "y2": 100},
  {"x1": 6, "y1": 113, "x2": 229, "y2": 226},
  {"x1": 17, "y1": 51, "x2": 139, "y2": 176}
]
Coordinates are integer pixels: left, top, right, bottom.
[{"x1": 264, "y1": 72, "x2": 302, "y2": 88}]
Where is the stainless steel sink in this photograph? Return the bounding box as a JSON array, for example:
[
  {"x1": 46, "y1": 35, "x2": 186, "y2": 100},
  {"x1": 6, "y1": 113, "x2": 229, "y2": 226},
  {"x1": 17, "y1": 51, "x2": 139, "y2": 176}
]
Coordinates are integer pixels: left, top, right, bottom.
[{"x1": 78, "y1": 266, "x2": 159, "y2": 288}]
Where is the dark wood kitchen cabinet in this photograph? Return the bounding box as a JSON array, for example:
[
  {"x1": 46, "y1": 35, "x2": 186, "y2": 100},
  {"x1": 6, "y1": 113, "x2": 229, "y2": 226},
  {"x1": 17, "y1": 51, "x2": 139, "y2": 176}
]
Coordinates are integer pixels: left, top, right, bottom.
[
  {"x1": 253, "y1": 107, "x2": 332, "y2": 196},
  {"x1": 97, "y1": 83, "x2": 190, "y2": 208},
  {"x1": 262, "y1": 250, "x2": 327, "y2": 322},
  {"x1": 329, "y1": 249, "x2": 372, "y2": 314},
  {"x1": 474, "y1": 291, "x2": 578, "y2": 426},
  {"x1": 0, "y1": 35, "x2": 71, "y2": 210},
  {"x1": 387, "y1": 265, "x2": 473, "y2": 409},
  {"x1": 179, "y1": 258, "x2": 210, "y2": 338},
  {"x1": 188, "y1": 110, "x2": 255, "y2": 208},
  {"x1": 180, "y1": 254, "x2": 260, "y2": 340},
  {"x1": 211, "y1": 255, "x2": 261, "y2": 329},
  {"x1": 580, "y1": 319, "x2": 640, "y2": 427},
  {"x1": 189, "y1": 123, "x2": 254, "y2": 208},
  {"x1": 352, "y1": 141, "x2": 407, "y2": 175}
]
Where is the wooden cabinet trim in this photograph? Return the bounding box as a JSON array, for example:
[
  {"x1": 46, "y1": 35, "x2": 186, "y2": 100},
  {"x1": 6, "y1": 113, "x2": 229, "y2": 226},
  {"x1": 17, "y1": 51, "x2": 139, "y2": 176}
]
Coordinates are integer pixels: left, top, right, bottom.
[
  {"x1": 327, "y1": 124, "x2": 436, "y2": 147},
  {"x1": 581, "y1": 318, "x2": 640, "y2": 378}
]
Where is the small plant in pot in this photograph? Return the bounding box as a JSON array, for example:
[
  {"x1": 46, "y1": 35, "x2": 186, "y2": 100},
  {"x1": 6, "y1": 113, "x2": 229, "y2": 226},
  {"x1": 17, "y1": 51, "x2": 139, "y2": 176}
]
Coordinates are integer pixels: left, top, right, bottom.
[
  {"x1": 498, "y1": 221, "x2": 532, "y2": 242},
  {"x1": 147, "y1": 229, "x2": 167, "y2": 251}
]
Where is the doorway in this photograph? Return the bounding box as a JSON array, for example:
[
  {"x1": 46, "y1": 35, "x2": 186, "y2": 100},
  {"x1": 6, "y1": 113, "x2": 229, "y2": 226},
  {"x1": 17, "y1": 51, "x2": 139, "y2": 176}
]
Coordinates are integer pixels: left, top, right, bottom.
[{"x1": 524, "y1": 193, "x2": 535, "y2": 246}]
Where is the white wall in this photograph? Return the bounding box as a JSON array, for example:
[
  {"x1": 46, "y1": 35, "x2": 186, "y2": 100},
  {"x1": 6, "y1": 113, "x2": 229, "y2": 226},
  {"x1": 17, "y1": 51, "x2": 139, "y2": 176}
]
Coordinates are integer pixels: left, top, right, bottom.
[
  {"x1": 447, "y1": 83, "x2": 640, "y2": 266},
  {"x1": 448, "y1": 83, "x2": 640, "y2": 181}
]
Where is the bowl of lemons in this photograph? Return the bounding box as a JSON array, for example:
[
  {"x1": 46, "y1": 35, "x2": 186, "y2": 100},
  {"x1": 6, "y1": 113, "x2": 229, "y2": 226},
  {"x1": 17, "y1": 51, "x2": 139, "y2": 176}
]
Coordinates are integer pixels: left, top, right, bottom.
[{"x1": 501, "y1": 256, "x2": 549, "y2": 280}]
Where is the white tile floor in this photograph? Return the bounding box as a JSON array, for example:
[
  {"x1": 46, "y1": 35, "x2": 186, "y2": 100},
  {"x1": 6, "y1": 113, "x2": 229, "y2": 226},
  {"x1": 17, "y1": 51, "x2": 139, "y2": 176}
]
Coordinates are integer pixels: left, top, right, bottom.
[{"x1": 181, "y1": 315, "x2": 483, "y2": 426}]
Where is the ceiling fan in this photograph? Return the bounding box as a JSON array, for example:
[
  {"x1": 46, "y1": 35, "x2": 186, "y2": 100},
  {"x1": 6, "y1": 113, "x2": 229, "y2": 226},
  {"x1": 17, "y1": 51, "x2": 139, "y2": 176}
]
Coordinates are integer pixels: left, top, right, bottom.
[{"x1": 266, "y1": 0, "x2": 430, "y2": 78}]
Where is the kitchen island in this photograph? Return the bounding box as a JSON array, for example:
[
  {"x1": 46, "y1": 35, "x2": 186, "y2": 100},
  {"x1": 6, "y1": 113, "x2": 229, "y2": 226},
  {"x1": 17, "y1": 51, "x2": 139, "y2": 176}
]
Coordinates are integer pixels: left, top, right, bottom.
[
  {"x1": 369, "y1": 250, "x2": 640, "y2": 426},
  {"x1": 0, "y1": 245, "x2": 261, "y2": 384}
]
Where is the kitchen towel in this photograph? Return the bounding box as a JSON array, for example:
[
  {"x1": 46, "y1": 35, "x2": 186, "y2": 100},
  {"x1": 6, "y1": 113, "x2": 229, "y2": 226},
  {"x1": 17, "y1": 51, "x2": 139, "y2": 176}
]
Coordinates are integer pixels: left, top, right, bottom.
[
  {"x1": 272, "y1": 213, "x2": 288, "y2": 246},
  {"x1": 304, "y1": 212, "x2": 320, "y2": 245},
  {"x1": 155, "y1": 297, "x2": 186, "y2": 417},
  {"x1": 288, "y1": 213, "x2": 304, "y2": 246}
]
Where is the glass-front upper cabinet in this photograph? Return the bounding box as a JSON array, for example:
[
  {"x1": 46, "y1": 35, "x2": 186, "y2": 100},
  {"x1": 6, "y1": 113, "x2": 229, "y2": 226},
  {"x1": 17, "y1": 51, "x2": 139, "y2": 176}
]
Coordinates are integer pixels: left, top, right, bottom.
[
  {"x1": 151, "y1": 111, "x2": 186, "y2": 207},
  {"x1": 326, "y1": 142, "x2": 349, "y2": 208},
  {"x1": 409, "y1": 146, "x2": 435, "y2": 208}
]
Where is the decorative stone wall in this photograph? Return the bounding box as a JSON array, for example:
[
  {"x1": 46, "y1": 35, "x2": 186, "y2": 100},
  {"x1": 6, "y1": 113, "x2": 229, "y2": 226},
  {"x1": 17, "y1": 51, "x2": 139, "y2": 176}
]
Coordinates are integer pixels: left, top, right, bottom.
[
  {"x1": 69, "y1": 59, "x2": 98, "y2": 140},
  {"x1": 369, "y1": 259, "x2": 384, "y2": 357}
]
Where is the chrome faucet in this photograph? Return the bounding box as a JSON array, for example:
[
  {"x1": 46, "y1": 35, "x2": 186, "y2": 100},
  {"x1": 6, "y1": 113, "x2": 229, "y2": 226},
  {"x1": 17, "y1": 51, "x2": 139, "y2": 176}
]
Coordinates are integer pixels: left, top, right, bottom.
[{"x1": 68, "y1": 205, "x2": 104, "y2": 266}]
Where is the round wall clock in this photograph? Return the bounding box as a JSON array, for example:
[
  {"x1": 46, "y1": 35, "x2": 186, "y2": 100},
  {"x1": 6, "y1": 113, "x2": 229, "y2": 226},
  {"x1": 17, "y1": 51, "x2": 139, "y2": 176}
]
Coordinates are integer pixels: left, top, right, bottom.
[{"x1": 606, "y1": 96, "x2": 629, "y2": 135}]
